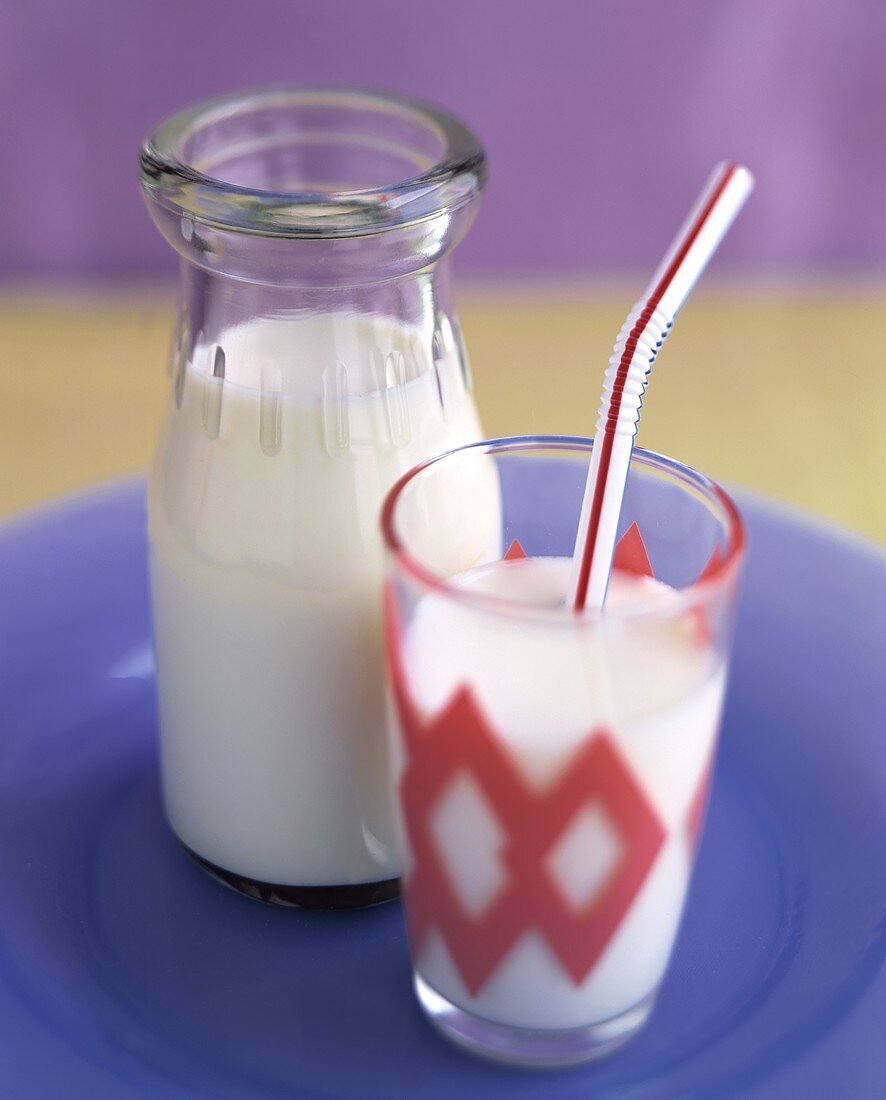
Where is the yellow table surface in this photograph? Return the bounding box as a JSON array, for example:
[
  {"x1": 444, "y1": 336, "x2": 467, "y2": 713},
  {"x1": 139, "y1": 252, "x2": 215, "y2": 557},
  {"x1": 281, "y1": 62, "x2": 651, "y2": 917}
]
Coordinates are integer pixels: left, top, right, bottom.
[{"x1": 1, "y1": 286, "x2": 884, "y2": 544}]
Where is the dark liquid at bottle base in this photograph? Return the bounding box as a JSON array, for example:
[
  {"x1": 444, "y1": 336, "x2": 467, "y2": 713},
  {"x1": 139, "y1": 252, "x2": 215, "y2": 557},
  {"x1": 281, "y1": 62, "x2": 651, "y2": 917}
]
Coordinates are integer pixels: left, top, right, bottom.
[{"x1": 180, "y1": 841, "x2": 401, "y2": 910}]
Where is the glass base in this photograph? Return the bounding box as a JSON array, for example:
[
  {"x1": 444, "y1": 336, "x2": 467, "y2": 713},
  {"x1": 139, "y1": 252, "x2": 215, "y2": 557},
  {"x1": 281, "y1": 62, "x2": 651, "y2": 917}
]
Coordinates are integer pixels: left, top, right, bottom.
[
  {"x1": 414, "y1": 973, "x2": 655, "y2": 1068},
  {"x1": 179, "y1": 840, "x2": 401, "y2": 910}
]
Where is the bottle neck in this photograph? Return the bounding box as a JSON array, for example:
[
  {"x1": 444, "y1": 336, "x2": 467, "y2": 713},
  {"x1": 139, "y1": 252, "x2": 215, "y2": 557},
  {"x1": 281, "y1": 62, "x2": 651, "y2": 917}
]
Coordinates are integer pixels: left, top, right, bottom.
[{"x1": 171, "y1": 256, "x2": 464, "y2": 400}]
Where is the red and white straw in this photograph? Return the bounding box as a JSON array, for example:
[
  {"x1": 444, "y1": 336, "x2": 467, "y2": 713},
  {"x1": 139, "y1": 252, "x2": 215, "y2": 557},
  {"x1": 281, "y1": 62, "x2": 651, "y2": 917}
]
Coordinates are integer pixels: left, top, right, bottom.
[{"x1": 569, "y1": 162, "x2": 754, "y2": 612}]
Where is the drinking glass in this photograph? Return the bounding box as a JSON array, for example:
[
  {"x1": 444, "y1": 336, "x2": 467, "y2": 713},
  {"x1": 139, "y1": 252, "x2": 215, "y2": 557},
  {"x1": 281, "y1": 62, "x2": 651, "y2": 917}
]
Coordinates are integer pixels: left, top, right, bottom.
[{"x1": 381, "y1": 437, "x2": 744, "y2": 1065}]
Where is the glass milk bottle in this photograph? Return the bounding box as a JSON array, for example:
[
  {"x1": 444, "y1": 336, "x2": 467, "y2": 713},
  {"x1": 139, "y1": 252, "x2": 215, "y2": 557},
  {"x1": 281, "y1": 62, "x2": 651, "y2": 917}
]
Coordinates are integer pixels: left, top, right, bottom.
[{"x1": 139, "y1": 89, "x2": 489, "y2": 908}]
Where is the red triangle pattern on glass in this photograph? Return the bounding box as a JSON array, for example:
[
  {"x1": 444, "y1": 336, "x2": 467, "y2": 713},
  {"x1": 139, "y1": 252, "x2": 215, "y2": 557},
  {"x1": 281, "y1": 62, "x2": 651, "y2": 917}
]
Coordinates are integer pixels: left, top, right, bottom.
[
  {"x1": 697, "y1": 546, "x2": 723, "y2": 583},
  {"x1": 498, "y1": 527, "x2": 724, "y2": 646},
  {"x1": 503, "y1": 538, "x2": 528, "y2": 561},
  {"x1": 383, "y1": 581, "x2": 667, "y2": 996},
  {"x1": 691, "y1": 546, "x2": 724, "y2": 645},
  {"x1": 613, "y1": 522, "x2": 654, "y2": 577}
]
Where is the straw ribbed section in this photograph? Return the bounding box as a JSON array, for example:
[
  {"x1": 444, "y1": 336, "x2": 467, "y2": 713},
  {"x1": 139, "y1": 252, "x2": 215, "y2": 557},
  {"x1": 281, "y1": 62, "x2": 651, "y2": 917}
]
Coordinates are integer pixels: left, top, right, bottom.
[{"x1": 595, "y1": 302, "x2": 672, "y2": 439}]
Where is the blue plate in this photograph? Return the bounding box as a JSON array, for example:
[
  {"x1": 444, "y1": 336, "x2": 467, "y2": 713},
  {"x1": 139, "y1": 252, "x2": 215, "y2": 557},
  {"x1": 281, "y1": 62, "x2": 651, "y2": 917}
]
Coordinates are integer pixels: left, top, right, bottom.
[{"x1": 1, "y1": 481, "x2": 884, "y2": 1099}]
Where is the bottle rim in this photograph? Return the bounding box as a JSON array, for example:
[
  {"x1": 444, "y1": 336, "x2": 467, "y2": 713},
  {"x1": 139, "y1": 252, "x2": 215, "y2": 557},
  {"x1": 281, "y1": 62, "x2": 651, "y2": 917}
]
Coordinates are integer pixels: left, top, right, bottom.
[{"x1": 139, "y1": 86, "x2": 487, "y2": 240}]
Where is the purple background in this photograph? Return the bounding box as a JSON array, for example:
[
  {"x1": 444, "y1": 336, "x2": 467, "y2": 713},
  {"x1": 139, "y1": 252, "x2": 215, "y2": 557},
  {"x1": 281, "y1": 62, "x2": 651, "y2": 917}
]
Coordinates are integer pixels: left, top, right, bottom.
[{"x1": 1, "y1": 0, "x2": 884, "y2": 282}]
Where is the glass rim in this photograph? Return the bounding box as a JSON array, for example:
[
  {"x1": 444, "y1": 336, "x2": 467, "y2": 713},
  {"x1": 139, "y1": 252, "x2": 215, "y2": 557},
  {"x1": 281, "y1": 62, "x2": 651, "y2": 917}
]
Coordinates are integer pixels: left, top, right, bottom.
[
  {"x1": 139, "y1": 86, "x2": 487, "y2": 239},
  {"x1": 380, "y1": 435, "x2": 746, "y2": 623}
]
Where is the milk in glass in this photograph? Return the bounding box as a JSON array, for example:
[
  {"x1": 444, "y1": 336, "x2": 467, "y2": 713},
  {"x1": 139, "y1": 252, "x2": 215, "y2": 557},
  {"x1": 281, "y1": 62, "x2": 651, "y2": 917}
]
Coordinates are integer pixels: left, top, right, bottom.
[{"x1": 395, "y1": 557, "x2": 724, "y2": 1029}]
